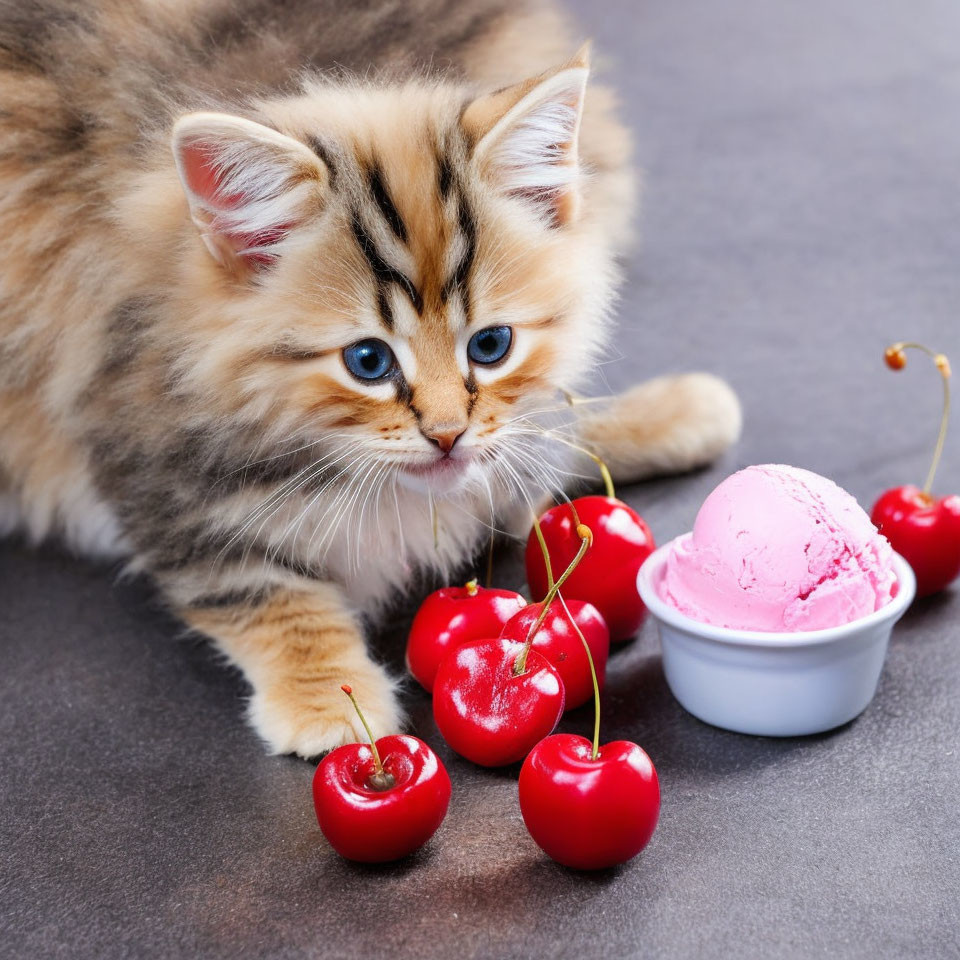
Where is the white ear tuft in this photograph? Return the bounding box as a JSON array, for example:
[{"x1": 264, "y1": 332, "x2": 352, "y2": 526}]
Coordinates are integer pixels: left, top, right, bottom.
[
  {"x1": 172, "y1": 113, "x2": 327, "y2": 274},
  {"x1": 468, "y1": 63, "x2": 588, "y2": 226}
]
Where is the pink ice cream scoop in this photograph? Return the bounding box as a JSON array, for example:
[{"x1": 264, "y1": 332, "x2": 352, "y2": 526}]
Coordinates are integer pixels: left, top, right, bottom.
[{"x1": 659, "y1": 465, "x2": 898, "y2": 632}]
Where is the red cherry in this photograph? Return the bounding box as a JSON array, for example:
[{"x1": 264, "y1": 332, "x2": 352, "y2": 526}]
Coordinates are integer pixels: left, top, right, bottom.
[
  {"x1": 526, "y1": 496, "x2": 655, "y2": 641},
  {"x1": 519, "y1": 733, "x2": 660, "y2": 870},
  {"x1": 874, "y1": 342, "x2": 957, "y2": 596},
  {"x1": 872, "y1": 486, "x2": 960, "y2": 597},
  {"x1": 313, "y1": 734, "x2": 451, "y2": 862},
  {"x1": 406, "y1": 581, "x2": 525, "y2": 692},
  {"x1": 432, "y1": 637, "x2": 564, "y2": 767},
  {"x1": 312, "y1": 687, "x2": 451, "y2": 862},
  {"x1": 499, "y1": 600, "x2": 609, "y2": 710}
]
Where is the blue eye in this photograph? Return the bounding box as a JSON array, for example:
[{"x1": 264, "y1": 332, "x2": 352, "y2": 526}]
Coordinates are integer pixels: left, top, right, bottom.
[
  {"x1": 342, "y1": 339, "x2": 395, "y2": 381},
  {"x1": 467, "y1": 325, "x2": 513, "y2": 365}
]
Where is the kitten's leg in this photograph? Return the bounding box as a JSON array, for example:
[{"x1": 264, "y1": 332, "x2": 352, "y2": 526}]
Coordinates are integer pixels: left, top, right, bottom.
[
  {"x1": 181, "y1": 583, "x2": 401, "y2": 758},
  {"x1": 575, "y1": 373, "x2": 742, "y2": 485}
]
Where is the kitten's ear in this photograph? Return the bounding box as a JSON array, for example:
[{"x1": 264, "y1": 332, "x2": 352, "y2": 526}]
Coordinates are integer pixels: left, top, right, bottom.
[
  {"x1": 172, "y1": 112, "x2": 328, "y2": 275},
  {"x1": 463, "y1": 45, "x2": 589, "y2": 226}
]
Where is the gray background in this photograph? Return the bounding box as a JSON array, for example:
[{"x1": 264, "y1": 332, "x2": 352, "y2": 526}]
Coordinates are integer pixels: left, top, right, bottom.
[{"x1": 2, "y1": 0, "x2": 959, "y2": 957}]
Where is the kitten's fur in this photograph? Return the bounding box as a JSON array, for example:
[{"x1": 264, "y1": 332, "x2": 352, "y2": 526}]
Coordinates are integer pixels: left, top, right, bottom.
[{"x1": 0, "y1": 0, "x2": 740, "y2": 756}]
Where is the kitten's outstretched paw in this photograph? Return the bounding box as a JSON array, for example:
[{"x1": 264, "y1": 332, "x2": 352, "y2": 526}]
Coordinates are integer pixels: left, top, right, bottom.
[
  {"x1": 657, "y1": 371, "x2": 743, "y2": 467},
  {"x1": 247, "y1": 664, "x2": 403, "y2": 759},
  {"x1": 577, "y1": 372, "x2": 742, "y2": 485}
]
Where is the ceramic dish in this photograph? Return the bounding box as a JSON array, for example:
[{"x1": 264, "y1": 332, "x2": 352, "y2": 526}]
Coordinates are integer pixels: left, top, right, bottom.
[{"x1": 637, "y1": 541, "x2": 916, "y2": 736}]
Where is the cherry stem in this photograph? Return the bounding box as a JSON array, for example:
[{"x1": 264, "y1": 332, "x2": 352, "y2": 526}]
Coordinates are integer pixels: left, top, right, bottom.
[
  {"x1": 520, "y1": 417, "x2": 616, "y2": 499},
  {"x1": 514, "y1": 524, "x2": 592, "y2": 676},
  {"x1": 886, "y1": 341, "x2": 951, "y2": 496},
  {"x1": 430, "y1": 493, "x2": 439, "y2": 549},
  {"x1": 340, "y1": 685, "x2": 395, "y2": 790},
  {"x1": 531, "y1": 513, "x2": 555, "y2": 594},
  {"x1": 561, "y1": 389, "x2": 608, "y2": 408},
  {"x1": 544, "y1": 432, "x2": 616, "y2": 499},
  {"x1": 560, "y1": 388, "x2": 622, "y2": 409},
  {"x1": 560, "y1": 389, "x2": 616, "y2": 407},
  {"x1": 557, "y1": 591, "x2": 601, "y2": 761}
]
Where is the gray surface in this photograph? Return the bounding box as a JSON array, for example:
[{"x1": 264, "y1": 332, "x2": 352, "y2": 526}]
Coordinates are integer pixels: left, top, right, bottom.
[{"x1": 3, "y1": 0, "x2": 960, "y2": 957}]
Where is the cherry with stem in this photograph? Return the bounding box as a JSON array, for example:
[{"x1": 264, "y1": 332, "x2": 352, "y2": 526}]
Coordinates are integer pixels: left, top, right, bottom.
[
  {"x1": 873, "y1": 342, "x2": 960, "y2": 598},
  {"x1": 312, "y1": 685, "x2": 451, "y2": 863},
  {"x1": 517, "y1": 577, "x2": 660, "y2": 869},
  {"x1": 432, "y1": 520, "x2": 598, "y2": 767}
]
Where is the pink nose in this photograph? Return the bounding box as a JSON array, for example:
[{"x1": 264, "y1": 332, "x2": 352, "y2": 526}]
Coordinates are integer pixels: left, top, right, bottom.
[{"x1": 423, "y1": 428, "x2": 464, "y2": 454}]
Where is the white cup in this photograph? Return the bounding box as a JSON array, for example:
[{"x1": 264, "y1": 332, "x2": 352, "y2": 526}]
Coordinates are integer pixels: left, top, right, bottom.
[{"x1": 637, "y1": 540, "x2": 916, "y2": 736}]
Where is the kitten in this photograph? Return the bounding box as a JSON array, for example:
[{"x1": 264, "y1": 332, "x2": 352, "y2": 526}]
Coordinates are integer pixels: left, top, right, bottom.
[{"x1": 0, "y1": 0, "x2": 740, "y2": 756}]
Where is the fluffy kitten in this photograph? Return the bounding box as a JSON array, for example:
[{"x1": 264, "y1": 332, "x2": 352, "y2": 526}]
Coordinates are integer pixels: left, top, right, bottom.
[{"x1": 0, "y1": 0, "x2": 740, "y2": 756}]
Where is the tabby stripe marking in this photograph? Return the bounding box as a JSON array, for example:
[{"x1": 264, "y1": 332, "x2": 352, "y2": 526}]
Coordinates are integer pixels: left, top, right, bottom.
[
  {"x1": 308, "y1": 137, "x2": 338, "y2": 188},
  {"x1": 465, "y1": 372, "x2": 479, "y2": 415},
  {"x1": 441, "y1": 186, "x2": 476, "y2": 316},
  {"x1": 265, "y1": 344, "x2": 331, "y2": 362},
  {"x1": 437, "y1": 152, "x2": 453, "y2": 199},
  {"x1": 183, "y1": 586, "x2": 275, "y2": 610},
  {"x1": 369, "y1": 166, "x2": 408, "y2": 242},
  {"x1": 350, "y1": 212, "x2": 423, "y2": 325}
]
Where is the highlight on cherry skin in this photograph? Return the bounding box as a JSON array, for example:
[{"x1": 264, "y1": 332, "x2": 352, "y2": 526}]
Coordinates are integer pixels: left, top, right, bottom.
[
  {"x1": 406, "y1": 580, "x2": 526, "y2": 692},
  {"x1": 312, "y1": 686, "x2": 451, "y2": 863}
]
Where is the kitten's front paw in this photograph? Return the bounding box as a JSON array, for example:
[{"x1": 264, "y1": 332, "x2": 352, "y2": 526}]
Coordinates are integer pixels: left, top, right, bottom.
[
  {"x1": 247, "y1": 665, "x2": 403, "y2": 759},
  {"x1": 579, "y1": 372, "x2": 743, "y2": 484},
  {"x1": 667, "y1": 372, "x2": 743, "y2": 465}
]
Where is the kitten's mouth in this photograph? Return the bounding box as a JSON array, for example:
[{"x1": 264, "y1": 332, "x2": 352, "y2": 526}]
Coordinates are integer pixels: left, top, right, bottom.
[
  {"x1": 402, "y1": 455, "x2": 467, "y2": 478},
  {"x1": 398, "y1": 452, "x2": 474, "y2": 494}
]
